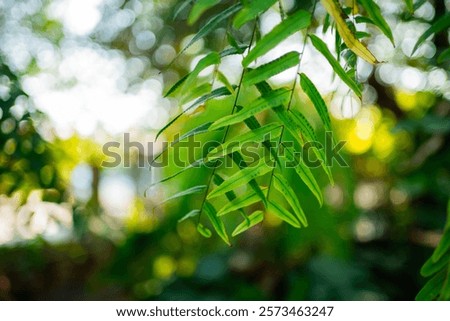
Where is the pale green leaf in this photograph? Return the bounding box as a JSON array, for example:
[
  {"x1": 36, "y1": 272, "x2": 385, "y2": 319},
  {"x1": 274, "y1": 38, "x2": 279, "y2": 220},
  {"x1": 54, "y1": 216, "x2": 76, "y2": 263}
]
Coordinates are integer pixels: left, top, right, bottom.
[
  {"x1": 242, "y1": 10, "x2": 311, "y2": 67},
  {"x1": 197, "y1": 223, "x2": 212, "y2": 238},
  {"x1": 181, "y1": 52, "x2": 220, "y2": 94},
  {"x1": 179, "y1": 209, "x2": 201, "y2": 222},
  {"x1": 158, "y1": 185, "x2": 206, "y2": 206},
  {"x1": 232, "y1": 211, "x2": 264, "y2": 236},
  {"x1": 243, "y1": 51, "x2": 300, "y2": 86}
]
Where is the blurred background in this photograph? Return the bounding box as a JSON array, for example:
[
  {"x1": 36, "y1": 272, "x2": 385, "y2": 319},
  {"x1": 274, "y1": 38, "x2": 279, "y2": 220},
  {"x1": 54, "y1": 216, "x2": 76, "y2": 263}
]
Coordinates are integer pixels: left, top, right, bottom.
[{"x1": 0, "y1": 0, "x2": 449, "y2": 300}]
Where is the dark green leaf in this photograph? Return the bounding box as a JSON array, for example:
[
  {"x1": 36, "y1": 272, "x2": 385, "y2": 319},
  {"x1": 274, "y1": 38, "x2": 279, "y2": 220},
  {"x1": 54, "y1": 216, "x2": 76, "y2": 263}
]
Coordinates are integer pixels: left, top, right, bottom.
[
  {"x1": 273, "y1": 174, "x2": 307, "y2": 227},
  {"x1": 233, "y1": 0, "x2": 277, "y2": 28},
  {"x1": 204, "y1": 202, "x2": 230, "y2": 245},
  {"x1": 360, "y1": 0, "x2": 394, "y2": 45},
  {"x1": 188, "y1": 0, "x2": 220, "y2": 25},
  {"x1": 268, "y1": 201, "x2": 301, "y2": 228},
  {"x1": 412, "y1": 13, "x2": 450, "y2": 55}
]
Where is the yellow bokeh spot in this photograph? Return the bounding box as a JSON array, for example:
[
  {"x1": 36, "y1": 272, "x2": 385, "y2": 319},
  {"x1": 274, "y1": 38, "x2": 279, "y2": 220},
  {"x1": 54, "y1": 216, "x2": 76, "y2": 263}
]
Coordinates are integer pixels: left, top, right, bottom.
[
  {"x1": 177, "y1": 257, "x2": 197, "y2": 277},
  {"x1": 373, "y1": 124, "x2": 395, "y2": 160},
  {"x1": 264, "y1": 210, "x2": 282, "y2": 227},
  {"x1": 125, "y1": 198, "x2": 157, "y2": 233},
  {"x1": 153, "y1": 255, "x2": 176, "y2": 280}
]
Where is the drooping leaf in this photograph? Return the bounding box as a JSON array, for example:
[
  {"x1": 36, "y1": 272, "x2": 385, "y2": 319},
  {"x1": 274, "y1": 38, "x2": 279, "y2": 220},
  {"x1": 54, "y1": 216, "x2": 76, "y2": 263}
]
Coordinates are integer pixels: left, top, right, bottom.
[
  {"x1": 158, "y1": 185, "x2": 207, "y2": 206},
  {"x1": 220, "y1": 45, "x2": 248, "y2": 57},
  {"x1": 181, "y1": 3, "x2": 242, "y2": 55},
  {"x1": 151, "y1": 122, "x2": 212, "y2": 166},
  {"x1": 242, "y1": 10, "x2": 311, "y2": 67},
  {"x1": 243, "y1": 51, "x2": 300, "y2": 86},
  {"x1": 404, "y1": 0, "x2": 414, "y2": 14},
  {"x1": 207, "y1": 122, "x2": 282, "y2": 160},
  {"x1": 320, "y1": 0, "x2": 378, "y2": 64},
  {"x1": 431, "y1": 227, "x2": 450, "y2": 263},
  {"x1": 412, "y1": 13, "x2": 450, "y2": 55},
  {"x1": 203, "y1": 201, "x2": 230, "y2": 245},
  {"x1": 268, "y1": 201, "x2": 301, "y2": 228},
  {"x1": 181, "y1": 52, "x2": 220, "y2": 94},
  {"x1": 217, "y1": 70, "x2": 235, "y2": 95},
  {"x1": 416, "y1": 269, "x2": 446, "y2": 301},
  {"x1": 197, "y1": 223, "x2": 212, "y2": 238},
  {"x1": 188, "y1": 0, "x2": 221, "y2": 25},
  {"x1": 173, "y1": 0, "x2": 194, "y2": 21},
  {"x1": 209, "y1": 88, "x2": 290, "y2": 130},
  {"x1": 299, "y1": 73, "x2": 332, "y2": 133},
  {"x1": 309, "y1": 34, "x2": 362, "y2": 97},
  {"x1": 217, "y1": 188, "x2": 266, "y2": 216},
  {"x1": 164, "y1": 73, "x2": 189, "y2": 97},
  {"x1": 359, "y1": 0, "x2": 394, "y2": 45},
  {"x1": 207, "y1": 158, "x2": 273, "y2": 199},
  {"x1": 283, "y1": 146, "x2": 324, "y2": 206},
  {"x1": 156, "y1": 86, "x2": 233, "y2": 140},
  {"x1": 233, "y1": 0, "x2": 277, "y2": 28},
  {"x1": 273, "y1": 174, "x2": 308, "y2": 227},
  {"x1": 179, "y1": 209, "x2": 201, "y2": 222},
  {"x1": 420, "y1": 250, "x2": 450, "y2": 278},
  {"x1": 229, "y1": 151, "x2": 268, "y2": 207},
  {"x1": 437, "y1": 48, "x2": 450, "y2": 64},
  {"x1": 232, "y1": 211, "x2": 264, "y2": 236}
]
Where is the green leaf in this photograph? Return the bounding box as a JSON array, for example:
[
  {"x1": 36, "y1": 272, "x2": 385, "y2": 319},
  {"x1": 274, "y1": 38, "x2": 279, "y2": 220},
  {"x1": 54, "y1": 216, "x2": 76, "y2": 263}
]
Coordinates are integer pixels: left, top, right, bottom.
[
  {"x1": 173, "y1": 0, "x2": 194, "y2": 20},
  {"x1": 416, "y1": 269, "x2": 446, "y2": 301},
  {"x1": 188, "y1": 0, "x2": 220, "y2": 25},
  {"x1": 181, "y1": 52, "x2": 220, "y2": 94},
  {"x1": 156, "y1": 86, "x2": 233, "y2": 140},
  {"x1": 320, "y1": 0, "x2": 378, "y2": 64},
  {"x1": 179, "y1": 209, "x2": 201, "y2": 223},
  {"x1": 207, "y1": 122, "x2": 282, "y2": 160},
  {"x1": 360, "y1": 0, "x2": 394, "y2": 45},
  {"x1": 197, "y1": 223, "x2": 212, "y2": 238},
  {"x1": 204, "y1": 202, "x2": 230, "y2": 245},
  {"x1": 217, "y1": 188, "x2": 266, "y2": 216},
  {"x1": 164, "y1": 73, "x2": 189, "y2": 97},
  {"x1": 309, "y1": 34, "x2": 362, "y2": 97},
  {"x1": 412, "y1": 13, "x2": 450, "y2": 55},
  {"x1": 151, "y1": 122, "x2": 212, "y2": 166},
  {"x1": 290, "y1": 110, "x2": 334, "y2": 185},
  {"x1": 220, "y1": 45, "x2": 248, "y2": 57},
  {"x1": 404, "y1": 0, "x2": 414, "y2": 14},
  {"x1": 233, "y1": 0, "x2": 277, "y2": 28},
  {"x1": 207, "y1": 158, "x2": 273, "y2": 199},
  {"x1": 431, "y1": 228, "x2": 450, "y2": 263},
  {"x1": 181, "y1": 83, "x2": 212, "y2": 104},
  {"x1": 158, "y1": 185, "x2": 206, "y2": 206},
  {"x1": 437, "y1": 48, "x2": 450, "y2": 64},
  {"x1": 421, "y1": 250, "x2": 450, "y2": 278},
  {"x1": 242, "y1": 10, "x2": 311, "y2": 67},
  {"x1": 268, "y1": 201, "x2": 301, "y2": 228},
  {"x1": 217, "y1": 70, "x2": 235, "y2": 95},
  {"x1": 273, "y1": 174, "x2": 308, "y2": 227},
  {"x1": 283, "y1": 146, "x2": 323, "y2": 206},
  {"x1": 209, "y1": 88, "x2": 290, "y2": 130},
  {"x1": 299, "y1": 73, "x2": 332, "y2": 133},
  {"x1": 232, "y1": 211, "x2": 264, "y2": 236},
  {"x1": 181, "y1": 3, "x2": 242, "y2": 55},
  {"x1": 243, "y1": 51, "x2": 300, "y2": 86}
]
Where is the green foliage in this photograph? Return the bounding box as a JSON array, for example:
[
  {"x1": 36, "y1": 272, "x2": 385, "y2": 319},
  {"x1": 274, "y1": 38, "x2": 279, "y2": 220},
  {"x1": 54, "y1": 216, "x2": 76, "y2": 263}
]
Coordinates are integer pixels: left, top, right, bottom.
[
  {"x1": 417, "y1": 201, "x2": 450, "y2": 300},
  {"x1": 157, "y1": 0, "x2": 382, "y2": 244}
]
